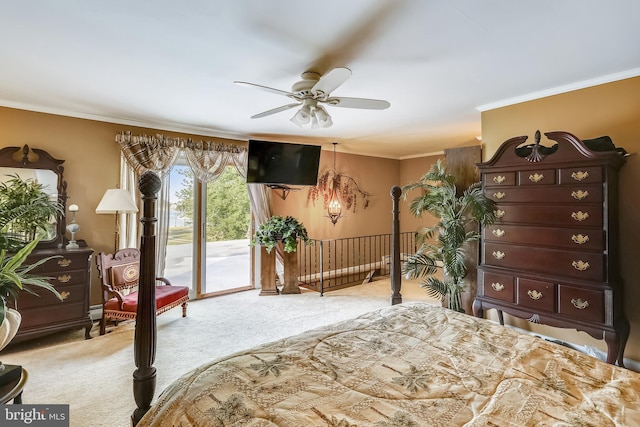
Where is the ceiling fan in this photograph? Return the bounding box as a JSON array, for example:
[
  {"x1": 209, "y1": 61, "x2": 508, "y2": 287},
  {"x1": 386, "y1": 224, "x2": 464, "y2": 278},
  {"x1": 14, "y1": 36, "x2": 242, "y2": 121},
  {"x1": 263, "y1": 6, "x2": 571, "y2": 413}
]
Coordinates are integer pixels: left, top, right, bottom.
[{"x1": 234, "y1": 67, "x2": 390, "y2": 128}]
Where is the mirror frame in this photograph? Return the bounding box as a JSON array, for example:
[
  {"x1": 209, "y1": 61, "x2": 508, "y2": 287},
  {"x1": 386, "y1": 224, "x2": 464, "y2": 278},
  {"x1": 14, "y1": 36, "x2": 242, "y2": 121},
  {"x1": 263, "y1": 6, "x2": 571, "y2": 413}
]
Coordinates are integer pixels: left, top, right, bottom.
[{"x1": 0, "y1": 144, "x2": 67, "y2": 249}]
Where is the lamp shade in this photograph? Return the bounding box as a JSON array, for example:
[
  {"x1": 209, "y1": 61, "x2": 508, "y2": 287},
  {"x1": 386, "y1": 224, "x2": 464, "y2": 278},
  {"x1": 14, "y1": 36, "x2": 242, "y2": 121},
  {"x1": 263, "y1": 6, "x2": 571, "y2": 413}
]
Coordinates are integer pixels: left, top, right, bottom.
[
  {"x1": 314, "y1": 105, "x2": 332, "y2": 128},
  {"x1": 95, "y1": 189, "x2": 139, "y2": 214},
  {"x1": 290, "y1": 104, "x2": 311, "y2": 126}
]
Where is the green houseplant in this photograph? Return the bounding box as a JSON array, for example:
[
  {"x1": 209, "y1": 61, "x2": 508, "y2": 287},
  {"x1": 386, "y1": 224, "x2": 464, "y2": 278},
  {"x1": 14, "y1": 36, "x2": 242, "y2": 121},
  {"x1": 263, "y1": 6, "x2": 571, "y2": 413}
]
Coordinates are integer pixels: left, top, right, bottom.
[
  {"x1": 401, "y1": 160, "x2": 495, "y2": 312},
  {"x1": 0, "y1": 174, "x2": 62, "y2": 249},
  {"x1": 0, "y1": 174, "x2": 63, "y2": 337},
  {"x1": 251, "y1": 215, "x2": 312, "y2": 253}
]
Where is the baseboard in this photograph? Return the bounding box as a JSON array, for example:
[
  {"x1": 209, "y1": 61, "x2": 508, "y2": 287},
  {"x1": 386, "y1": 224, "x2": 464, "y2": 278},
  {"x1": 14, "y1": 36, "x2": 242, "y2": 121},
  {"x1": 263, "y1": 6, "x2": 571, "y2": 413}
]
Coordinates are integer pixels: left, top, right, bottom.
[{"x1": 89, "y1": 305, "x2": 102, "y2": 321}]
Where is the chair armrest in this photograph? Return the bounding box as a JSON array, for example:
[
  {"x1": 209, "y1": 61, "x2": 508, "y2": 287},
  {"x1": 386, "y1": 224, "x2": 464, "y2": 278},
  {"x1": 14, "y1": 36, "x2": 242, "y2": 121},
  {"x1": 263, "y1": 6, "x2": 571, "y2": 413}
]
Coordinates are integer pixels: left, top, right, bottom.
[
  {"x1": 102, "y1": 284, "x2": 126, "y2": 308},
  {"x1": 155, "y1": 277, "x2": 172, "y2": 286}
]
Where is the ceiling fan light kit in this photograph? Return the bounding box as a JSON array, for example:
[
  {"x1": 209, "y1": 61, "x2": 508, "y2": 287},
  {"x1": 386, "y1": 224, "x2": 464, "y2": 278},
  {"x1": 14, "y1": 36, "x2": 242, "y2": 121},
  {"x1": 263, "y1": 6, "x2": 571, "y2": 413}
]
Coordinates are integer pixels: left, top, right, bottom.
[{"x1": 235, "y1": 67, "x2": 389, "y2": 128}]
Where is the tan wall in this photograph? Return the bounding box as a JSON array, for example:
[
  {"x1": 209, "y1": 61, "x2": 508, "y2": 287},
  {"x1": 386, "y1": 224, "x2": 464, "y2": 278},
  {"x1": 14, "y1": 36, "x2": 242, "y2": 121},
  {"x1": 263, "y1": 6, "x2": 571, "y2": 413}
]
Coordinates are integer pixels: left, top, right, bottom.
[
  {"x1": 481, "y1": 76, "x2": 640, "y2": 362},
  {"x1": 0, "y1": 106, "x2": 243, "y2": 305},
  {"x1": 272, "y1": 150, "x2": 401, "y2": 240}
]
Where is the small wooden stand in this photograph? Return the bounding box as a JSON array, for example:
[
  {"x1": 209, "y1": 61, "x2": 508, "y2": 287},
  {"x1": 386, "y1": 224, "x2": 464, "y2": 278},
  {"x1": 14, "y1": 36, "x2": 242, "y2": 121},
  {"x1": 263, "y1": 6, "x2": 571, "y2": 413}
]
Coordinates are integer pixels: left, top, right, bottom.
[
  {"x1": 259, "y1": 246, "x2": 279, "y2": 296},
  {"x1": 0, "y1": 366, "x2": 27, "y2": 404},
  {"x1": 281, "y1": 251, "x2": 301, "y2": 294}
]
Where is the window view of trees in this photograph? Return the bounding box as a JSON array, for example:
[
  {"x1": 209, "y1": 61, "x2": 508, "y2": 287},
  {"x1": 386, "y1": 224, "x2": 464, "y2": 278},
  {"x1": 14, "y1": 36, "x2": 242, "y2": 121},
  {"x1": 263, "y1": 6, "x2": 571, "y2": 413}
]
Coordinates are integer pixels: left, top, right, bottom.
[{"x1": 173, "y1": 166, "x2": 251, "y2": 241}]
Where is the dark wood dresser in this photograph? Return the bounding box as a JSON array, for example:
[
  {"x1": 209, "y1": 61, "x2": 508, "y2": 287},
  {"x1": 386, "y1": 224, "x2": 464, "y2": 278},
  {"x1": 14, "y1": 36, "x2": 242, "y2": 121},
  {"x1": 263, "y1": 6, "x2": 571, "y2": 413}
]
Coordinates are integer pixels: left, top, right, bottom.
[
  {"x1": 473, "y1": 130, "x2": 628, "y2": 366},
  {"x1": 12, "y1": 246, "x2": 94, "y2": 342}
]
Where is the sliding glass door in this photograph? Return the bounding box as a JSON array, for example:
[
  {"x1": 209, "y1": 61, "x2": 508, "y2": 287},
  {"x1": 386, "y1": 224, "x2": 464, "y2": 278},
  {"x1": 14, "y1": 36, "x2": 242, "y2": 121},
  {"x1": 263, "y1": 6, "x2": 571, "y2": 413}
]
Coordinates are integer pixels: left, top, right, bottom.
[{"x1": 165, "y1": 161, "x2": 253, "y2": 298}]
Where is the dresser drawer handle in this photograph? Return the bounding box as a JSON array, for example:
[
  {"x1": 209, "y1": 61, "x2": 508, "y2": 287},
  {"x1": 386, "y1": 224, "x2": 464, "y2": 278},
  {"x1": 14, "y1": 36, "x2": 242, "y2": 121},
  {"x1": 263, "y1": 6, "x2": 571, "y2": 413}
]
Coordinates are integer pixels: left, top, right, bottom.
[
  {"x1": 492, "y1": 229, "x2": 505, "y2": 237},
  {"x1": 491, "y1": 282, "x2": 504, "y2": 291},
  {"x1": 58, "y1": 258, "x2": 72, "y2": 267},
  {"x1": 572, "y1": 260, "x2": 590, "y2": 271},
  {"x1": 571, "y1": 190, "x2": 589, "y2": 200},
  {"x1": 493, "y1": 192, "x2": 506, "y2": 200},
  {"x1": 494, "y1": 209, "x2": 505, "y2": 219},
  {"x1": 571, "y1": 234, "x2": 590, "y2": 245},
  {"x1": 492, "y1": 251, "x2": 505, "y2": 260},
  {"x1": 57, "y1": 274, "x2": 72, "y2": 283},
  {"x1": 571, "y1": 298, "x2": 589, "y2": 309},
  {"x1": 527, "y1": 289, "x2": 543, "y2": 300},
  {"x1": 571, "y1": 211, "x2": 589, "y2": 222},
  {"x1": 60, "y1": 291, "x2": 71, "y2": 300},
  {"x1": 571, "y1": 171, "x2": 589, "y2": 181},
  {"x1": 493, "y1": 175, "x2": 506, "y2": 184},
  {"x1": 529, "y1": 173, "x2": 544, "y2": 183}
]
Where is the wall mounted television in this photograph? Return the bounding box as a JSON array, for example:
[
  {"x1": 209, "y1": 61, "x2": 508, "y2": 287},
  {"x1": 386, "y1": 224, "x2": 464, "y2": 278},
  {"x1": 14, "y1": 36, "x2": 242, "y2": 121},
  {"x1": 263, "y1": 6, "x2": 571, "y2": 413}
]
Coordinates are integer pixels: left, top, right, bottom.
[{"x1": 246, "y1": 140, "x2": 321, "y2": 186}]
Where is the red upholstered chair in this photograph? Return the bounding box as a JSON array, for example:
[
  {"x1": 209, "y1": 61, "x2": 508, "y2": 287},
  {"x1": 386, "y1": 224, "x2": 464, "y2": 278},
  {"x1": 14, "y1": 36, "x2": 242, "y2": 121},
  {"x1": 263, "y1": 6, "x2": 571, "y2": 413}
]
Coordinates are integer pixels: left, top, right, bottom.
[{"x1": 95, "y1": 248, "x2": 189, "y2": 335}]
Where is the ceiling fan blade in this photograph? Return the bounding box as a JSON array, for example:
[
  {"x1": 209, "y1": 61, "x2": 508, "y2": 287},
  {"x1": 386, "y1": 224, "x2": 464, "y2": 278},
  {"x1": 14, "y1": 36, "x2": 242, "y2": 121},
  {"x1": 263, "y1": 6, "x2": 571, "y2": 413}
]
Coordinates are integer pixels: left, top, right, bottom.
[
  {"x1": 311, "y1": 68, "x2": 352, "y2": 95},
  {"x1": 251, "y1": 103, "x2": 301, "y2": 119},
  {"x1": 326, "y1": 97, "x2": 390, "y2": 110},
  {"x1": 234, "y1": 81, "x2": 293, "y2": 97}
]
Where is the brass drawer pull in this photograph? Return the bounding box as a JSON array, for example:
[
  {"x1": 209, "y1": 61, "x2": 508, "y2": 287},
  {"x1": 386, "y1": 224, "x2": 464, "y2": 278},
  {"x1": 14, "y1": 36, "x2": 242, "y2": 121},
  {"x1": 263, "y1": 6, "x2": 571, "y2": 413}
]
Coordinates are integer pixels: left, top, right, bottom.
[
  {"x1": 58, "y1": 258, "x2": 72, "y2": 267},
  {"x1": 60, "y1": 291, "x2": 71, "y2": 300},
  {"x1": 494, "y1": 209, "x2": 505, "y2": 219},
  {"x1": 491, "y1": 282, "x2": 504, "y2": 291},
  {"x1": 57, "y1": 274, "x2": 72, "y2": 283},
  {"x1": 527, "y1": 289, "x2": 543, "y2": 300},
  {"x1": 492, "y1": 251, "x2": 505, "y2": 260},
  {"x1": 493, "y1": 175, "x2": 506, "y2": 184},
  {"x1": 492, "y1": 229, "x2": 505, "y2": 237},
  {"x1": 529, "y1": 173, "x2": 544, "y2": 183},
  {"x1": 572, "y1": 260, "x2": 590, "y2": 271},
  {"x1": 493, "y1": 192, "x2": 506, "y2": 200},
  {"x1": 571, "y1": 190, "x2": 589, "y2": 200},
  {"x1": 571, "y1": 234, "x2": 589, "y2": 245},
  {"x1": 571, "y1": 171, "x2": 589, "y2": 181},
  {"x1": 571, "y1": 211, "x2": 589, "y2": 221},
  {"x1": 571, "y1": 298, "x2": 589, "y2": 309}
]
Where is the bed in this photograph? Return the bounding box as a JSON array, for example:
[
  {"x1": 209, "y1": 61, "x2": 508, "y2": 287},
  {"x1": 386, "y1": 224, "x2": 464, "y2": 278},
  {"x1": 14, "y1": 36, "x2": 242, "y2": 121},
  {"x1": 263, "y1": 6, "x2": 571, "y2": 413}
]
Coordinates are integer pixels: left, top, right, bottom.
[
  {"x1": 131, "y1": 173, "x2": 640, "y2": 426},
  {"x1": 138, "y1": 301, "x2": 640, "y2": 426}
]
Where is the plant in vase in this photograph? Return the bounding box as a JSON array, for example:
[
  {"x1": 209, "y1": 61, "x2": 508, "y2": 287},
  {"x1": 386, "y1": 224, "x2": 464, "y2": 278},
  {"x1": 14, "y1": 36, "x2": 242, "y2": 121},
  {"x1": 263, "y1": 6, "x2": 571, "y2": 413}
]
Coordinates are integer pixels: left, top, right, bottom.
[
  {"x1": 0, "y1": 174, "x2": 63, "y2": 356},
  {"x1": 401, "y1": 160, "x2": 495, "y2": 312},
  {"x1": 251, "y1": 215, "x2": 312, "y2": 295},
  {"x1": 251, "y1": 215, "x2": 312, "y2": 253}
]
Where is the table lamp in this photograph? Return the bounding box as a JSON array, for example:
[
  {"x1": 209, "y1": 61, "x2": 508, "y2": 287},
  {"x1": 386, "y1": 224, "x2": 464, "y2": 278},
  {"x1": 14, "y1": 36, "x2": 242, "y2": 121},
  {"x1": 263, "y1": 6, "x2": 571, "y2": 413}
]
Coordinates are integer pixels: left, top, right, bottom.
[{"x1": 95, "y1": 189, "x2": 139, "y2": 253}]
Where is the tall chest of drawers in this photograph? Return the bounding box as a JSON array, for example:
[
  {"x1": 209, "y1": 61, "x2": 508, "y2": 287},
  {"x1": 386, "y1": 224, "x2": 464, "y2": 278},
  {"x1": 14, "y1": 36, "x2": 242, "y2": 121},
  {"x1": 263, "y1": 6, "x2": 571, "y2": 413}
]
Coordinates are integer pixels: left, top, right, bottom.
[
  {"x1": 472, "y1": 131, "x2": 628, "y2": 366},
  {"x1": 12, "y1": 246, "x2": 94, "y2": 342}
]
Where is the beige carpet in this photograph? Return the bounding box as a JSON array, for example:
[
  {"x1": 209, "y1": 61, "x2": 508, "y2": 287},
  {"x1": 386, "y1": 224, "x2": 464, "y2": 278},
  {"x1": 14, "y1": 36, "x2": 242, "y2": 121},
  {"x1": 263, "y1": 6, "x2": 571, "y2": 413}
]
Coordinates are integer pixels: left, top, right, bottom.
[{"x1": 1, "y1": 277, "x2": 436, "y2": 427}]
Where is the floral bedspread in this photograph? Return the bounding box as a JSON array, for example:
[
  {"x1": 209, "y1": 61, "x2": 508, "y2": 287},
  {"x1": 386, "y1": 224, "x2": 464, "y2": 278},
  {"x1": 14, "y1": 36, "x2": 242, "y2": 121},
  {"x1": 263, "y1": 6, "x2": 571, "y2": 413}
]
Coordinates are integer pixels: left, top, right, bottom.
[{"x1": 139, "y1": 302, "x2": 640, "y2": 426}]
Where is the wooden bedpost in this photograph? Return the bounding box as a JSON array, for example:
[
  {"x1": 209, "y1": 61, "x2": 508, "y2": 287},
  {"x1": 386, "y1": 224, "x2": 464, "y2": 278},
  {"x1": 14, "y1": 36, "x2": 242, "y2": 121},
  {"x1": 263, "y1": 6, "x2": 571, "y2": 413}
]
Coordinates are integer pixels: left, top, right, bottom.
[
  {"x1": 131, "y1": 171, "x2": 161, "y2": 426},
  {"x1": 390, "y1": 185, "x2": 402, "y2": 305}
]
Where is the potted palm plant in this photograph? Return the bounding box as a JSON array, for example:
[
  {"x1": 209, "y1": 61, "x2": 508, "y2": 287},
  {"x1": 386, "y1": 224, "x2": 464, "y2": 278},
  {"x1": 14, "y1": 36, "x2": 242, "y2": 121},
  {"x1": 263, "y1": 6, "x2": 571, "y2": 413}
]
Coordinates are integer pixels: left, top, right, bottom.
[
  {"x1": 401, "y1": 160, "x2": 495, "y2": 312},
  {"x1": 0, "y1": 174, "x2": 63, "y2": 352}
]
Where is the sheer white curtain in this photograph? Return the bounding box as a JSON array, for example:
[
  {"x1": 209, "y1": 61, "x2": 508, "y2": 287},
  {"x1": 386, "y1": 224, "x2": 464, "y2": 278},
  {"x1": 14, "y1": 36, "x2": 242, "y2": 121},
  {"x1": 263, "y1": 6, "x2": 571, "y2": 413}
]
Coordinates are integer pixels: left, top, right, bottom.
[
  {"x1": 119, "y1": 155, "x2": 139, "y2": 250},
  {"x1": 115, "y1": 131, "x2": 274, "y2": 282},
  {"x1": 247, "y1": 184, "x2": 284, "y2": 284}
]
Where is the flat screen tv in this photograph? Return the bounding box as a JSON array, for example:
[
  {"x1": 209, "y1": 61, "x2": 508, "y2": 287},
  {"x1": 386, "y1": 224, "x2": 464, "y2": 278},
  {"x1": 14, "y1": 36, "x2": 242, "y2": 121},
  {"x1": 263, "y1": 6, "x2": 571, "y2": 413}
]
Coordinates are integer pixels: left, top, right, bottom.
[{"x1": 246, "y1": 140, "x2": 321, "y2": 186}]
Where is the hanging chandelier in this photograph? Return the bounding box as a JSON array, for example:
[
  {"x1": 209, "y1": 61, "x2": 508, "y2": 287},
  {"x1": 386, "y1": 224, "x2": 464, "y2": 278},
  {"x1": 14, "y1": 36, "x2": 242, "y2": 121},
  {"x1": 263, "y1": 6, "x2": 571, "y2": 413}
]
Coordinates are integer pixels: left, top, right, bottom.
[{"x1": 327, "y1": 142, "x2": 343, "y2": 225}]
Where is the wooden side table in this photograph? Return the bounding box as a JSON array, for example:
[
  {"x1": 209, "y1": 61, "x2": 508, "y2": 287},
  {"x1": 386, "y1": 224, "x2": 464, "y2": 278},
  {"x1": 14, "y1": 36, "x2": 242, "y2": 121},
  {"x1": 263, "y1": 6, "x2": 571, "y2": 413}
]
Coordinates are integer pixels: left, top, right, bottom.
[{"x1": 0, "y1": 367, "x2": 27, "y2": 404}]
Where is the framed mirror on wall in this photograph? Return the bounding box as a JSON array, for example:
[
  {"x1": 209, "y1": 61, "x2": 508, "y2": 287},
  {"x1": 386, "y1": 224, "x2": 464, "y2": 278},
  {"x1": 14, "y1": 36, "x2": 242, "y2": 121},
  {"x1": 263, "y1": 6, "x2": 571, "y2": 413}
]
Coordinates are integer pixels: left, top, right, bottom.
[{"x1": 0, "y1": 144, "x2": 67, "y2": 249}]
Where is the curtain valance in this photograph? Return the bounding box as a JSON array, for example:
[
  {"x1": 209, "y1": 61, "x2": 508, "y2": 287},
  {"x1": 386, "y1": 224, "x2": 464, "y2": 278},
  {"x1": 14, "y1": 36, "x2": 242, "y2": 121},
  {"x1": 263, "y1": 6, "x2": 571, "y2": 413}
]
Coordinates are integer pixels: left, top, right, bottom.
[{"x1": 116, "y1": 131, "x2": 247, "y2": 181}]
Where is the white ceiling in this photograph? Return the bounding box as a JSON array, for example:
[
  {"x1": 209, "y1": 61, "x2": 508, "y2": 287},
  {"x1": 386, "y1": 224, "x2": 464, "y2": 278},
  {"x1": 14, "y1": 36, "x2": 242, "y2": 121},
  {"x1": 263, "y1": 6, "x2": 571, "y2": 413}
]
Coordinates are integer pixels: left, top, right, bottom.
[{"x1": 1, "y1": 1, "x2": 639, "y2": 159}]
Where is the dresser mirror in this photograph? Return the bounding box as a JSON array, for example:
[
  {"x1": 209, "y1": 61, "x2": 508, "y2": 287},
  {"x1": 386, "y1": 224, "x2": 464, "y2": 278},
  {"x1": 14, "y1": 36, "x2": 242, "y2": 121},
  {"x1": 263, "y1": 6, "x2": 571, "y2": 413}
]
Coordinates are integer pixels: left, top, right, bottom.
[{"x1": 0, "y1": 145, "x2": 67, "y2": 248}]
